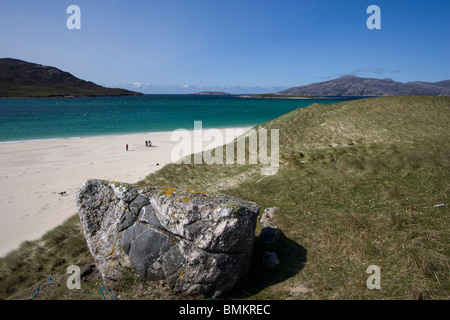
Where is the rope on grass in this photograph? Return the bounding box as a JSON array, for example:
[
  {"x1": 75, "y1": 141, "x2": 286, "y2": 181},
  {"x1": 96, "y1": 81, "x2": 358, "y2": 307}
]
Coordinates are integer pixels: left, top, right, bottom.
[
  {"x1": 100, "y1": 283, "x2": 117, "y2": 300},
  {"x1": 29, "y1": 276, "x2": 54, "y2": 300}
]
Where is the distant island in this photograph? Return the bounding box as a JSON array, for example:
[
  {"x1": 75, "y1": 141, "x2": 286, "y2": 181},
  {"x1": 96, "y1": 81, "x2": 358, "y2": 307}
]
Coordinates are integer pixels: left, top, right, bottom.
[
  {"x1": 190, "y1": 91, "x2": 232, "y2": 96},
  {"x1": 275, "y1": 75, "x2": 450, "y2": 97},
  {"x1": 0, "y1": 58, "x2": 143, "y2": 98}
]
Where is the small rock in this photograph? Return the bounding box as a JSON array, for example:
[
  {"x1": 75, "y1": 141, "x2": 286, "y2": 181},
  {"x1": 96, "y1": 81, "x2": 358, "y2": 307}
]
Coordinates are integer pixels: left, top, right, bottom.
[
  {"x1": 80, "y1": 264, "x2": 100, "y2": 281},
  {"x1": 260, "y1": 206, "x2": 279, "y2": 227},
  {"x1": 262, "y1": 251, "x2": 280, "y2": 268},
  {"x1": 258, "y1": 226, "x2": 282, "y2": 245}
]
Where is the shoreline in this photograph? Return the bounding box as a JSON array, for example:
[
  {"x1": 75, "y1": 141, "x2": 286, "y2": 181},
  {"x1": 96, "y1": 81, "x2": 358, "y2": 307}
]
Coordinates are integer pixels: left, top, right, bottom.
[
  {"x1": 0, "y1": 124, "x2": 257, "y2": 145},
  {"x1": 0, "y1": 127, "x2": 250, "y2": 257}
]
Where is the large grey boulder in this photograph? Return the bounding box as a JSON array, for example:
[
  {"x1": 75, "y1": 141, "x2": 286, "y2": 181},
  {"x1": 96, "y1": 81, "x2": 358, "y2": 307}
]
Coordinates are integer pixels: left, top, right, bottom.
[{"x1": 76, "y1": 179, "x2": 259, "y2": 298}]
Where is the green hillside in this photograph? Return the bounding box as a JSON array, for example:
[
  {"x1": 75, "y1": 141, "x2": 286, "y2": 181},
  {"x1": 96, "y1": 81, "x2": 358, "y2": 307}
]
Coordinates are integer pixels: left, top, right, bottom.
[{"x1": 1, "y1": 96, "x2": 449, "y2": 300}]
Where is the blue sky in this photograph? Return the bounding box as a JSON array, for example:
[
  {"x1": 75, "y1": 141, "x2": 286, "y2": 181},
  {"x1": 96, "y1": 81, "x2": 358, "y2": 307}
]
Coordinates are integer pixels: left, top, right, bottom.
[{"x1": 0, "y1": 0, "x2": 449, "y2": 93}]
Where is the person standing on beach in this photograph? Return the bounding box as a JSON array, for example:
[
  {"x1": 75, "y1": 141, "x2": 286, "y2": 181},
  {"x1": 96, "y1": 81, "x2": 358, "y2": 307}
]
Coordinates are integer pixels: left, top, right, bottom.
[
  {"x1": 145, "y1": 140, "x2": 148, "y2": 147},
  {"x1": 126, "y1": 144, "x2": 129, "y2": 151}
]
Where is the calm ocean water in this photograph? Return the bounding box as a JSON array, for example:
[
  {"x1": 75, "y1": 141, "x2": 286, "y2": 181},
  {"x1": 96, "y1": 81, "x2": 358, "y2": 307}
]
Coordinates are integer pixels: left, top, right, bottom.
[{"x1": 0, "y1": 95, "x2": 350, "y2": 143}]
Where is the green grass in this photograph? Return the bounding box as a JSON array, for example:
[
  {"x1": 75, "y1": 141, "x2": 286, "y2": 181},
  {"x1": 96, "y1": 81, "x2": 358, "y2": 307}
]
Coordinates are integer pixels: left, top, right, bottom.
[
  {"x1": 0, "y1": 215, "x2": 98, "y2": 299},
  {"x1": 0, "y1": 96, "x2": 448, "y2": 300}
]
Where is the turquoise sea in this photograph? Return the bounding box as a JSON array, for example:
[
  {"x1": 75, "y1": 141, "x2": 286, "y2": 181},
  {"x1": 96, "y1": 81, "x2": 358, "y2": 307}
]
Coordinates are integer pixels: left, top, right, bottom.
[{"x1": 0, "y1": 95, "x2": 353, "y2": 143}]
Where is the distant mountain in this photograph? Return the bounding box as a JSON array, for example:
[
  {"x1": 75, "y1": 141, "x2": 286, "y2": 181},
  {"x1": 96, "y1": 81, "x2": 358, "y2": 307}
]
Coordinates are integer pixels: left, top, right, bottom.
[
  {"x1": 277, "y1": 75, "x2": 450, "y2": 97},
  {"x1": 0, "y1": 58, "x2": 143, "y2": 98},
  {"x1": 426, "y1": 80, "x2": 450, "y2": 89}
]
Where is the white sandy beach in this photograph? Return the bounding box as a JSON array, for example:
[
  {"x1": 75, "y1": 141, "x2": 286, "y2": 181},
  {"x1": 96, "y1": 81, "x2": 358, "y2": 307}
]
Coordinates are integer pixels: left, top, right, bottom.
[{"x1": 0, "y1": 127, "x2": 250, "y2": 257}]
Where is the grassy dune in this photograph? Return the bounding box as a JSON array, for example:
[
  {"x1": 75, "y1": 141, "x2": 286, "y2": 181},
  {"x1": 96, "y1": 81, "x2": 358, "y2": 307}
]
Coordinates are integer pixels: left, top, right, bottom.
[{"x1": 1, "y1": 96, "x2": 449, "y2": 300}]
